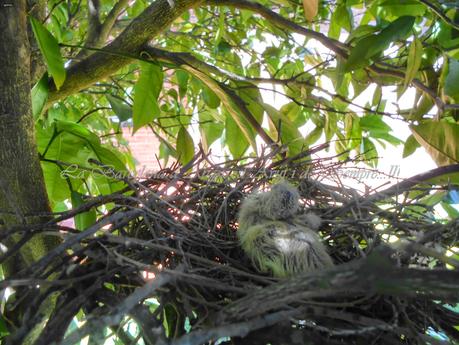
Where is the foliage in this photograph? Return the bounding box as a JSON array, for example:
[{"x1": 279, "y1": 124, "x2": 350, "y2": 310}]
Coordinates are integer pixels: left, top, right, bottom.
[
  {"x1": 29, "y1": 0, "x2": 459, "y2": 211},
  {"x1": 4, "y1": 0, "x2": 459, "y2": 343}
]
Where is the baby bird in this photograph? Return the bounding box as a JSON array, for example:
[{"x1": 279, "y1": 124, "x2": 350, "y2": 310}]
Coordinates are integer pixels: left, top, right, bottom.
[{"x1": 237, "y1": 182, "x2": 333, "y2": 277}]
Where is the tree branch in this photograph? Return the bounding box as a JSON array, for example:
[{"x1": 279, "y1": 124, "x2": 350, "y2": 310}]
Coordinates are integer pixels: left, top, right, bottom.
[
  {"x1": 86, "y1": 0, "x2": 101, "y2": 45},
  {"x1": 206, "y1": 0, "x2": 348, "y2": 56},
  {"x1": 46, "y1": 0, "x2": 203, "y2": 106},
  {"x1": 418, "y1": 0, "x2": 459, "y2": 31},
  {"x1": 60, "y1": 273, "x2": 172, "y2": 345},
  {"x1": 75, "y1": 0, "x2": 130, "y2": 61},
  {"x1": 100, "y1": 0, "x2": 130, "y2": 40},
  {"x1": 172, "y1": 310, "x2": 300, "y2": 345},
  {"x1": 172, "y1": 246, "x2": 459, "y2": 345},
  {"x1": 146, "y1": 47, "x2": 399, "y2": 118},
  {"x1": 206, "y1": 0, "x2": 448, "y2": 114},
  {"x1": 330, "y1": 163, "x2": 459, "y2": 217},
  {"x1": 142, "y1": 46, "x2": 278, "y2": 148}
]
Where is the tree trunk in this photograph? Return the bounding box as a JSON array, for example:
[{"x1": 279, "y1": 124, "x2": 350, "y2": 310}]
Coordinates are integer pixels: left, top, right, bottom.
[
  {"x1": 0, "y1": 3, "x2": 61, "y2": 339},
  {"x1": 0, "y1": 0, "x2": 57, "y2": 272}
]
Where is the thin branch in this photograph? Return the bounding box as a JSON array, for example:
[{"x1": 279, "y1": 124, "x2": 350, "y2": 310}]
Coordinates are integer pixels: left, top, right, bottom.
[
  {"x1": 171, "y1": 310, "x2": 300, "y2": 345},
  {"x1": 100, "y1": 0, "x2": 130, "y2": 39},
  {"x1": 59, "y1": 273, "x2": 172, "y2": 345},
  {"x1": 330, "y1": 163, "x2": 459, "y2": 216},
  {"x1": 75, "y1": 0, "x2": 130, "y2": 62},
  {"x1": 419, "y1": 0, "x2": 459, "y2": 31},
  {"x1": 142, "y1": 46, "x2": 277, "y2": 147},
  {"x1": 206, "y1": 0, "x2": 447, "y2": 114},
  {"x1": 206, "y1": 0, "x2": 348, "y2": 56},
  {"x1": 87, "y1": 0, "x2": 101, "y2": 44}
]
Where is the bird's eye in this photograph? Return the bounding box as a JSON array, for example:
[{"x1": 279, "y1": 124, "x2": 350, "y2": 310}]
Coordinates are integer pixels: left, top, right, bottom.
[{"x1": 282, "y1": 191, "x2": 293, "y2": 203}]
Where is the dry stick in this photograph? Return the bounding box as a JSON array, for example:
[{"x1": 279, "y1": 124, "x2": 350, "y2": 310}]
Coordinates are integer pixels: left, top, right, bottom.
[
  {"x1": 171, "y1": 309, "x2": 300, "y2": 345},
  {"x1": 330, "y1": 164, "x2": 459, "y2": 217},
  {"x1": 58, "y1": 272, "x2": 172, "y2": 345},
  {"x1": 18, "y1": 209, "x2": 142, "y2": 278},
  {"x1": 103, "y1": 234, "x2": 273, "y2": 284}
]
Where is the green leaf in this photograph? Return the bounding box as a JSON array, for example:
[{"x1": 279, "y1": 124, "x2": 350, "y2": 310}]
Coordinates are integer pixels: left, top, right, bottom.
[
  {"x1": 263, "y1": 103, "x2": 304, "y2": 155},
  {"x1": 421, "y1": 191, "x2": 447, "y2": 207},
  {"x1": 325, "y1": 112, "x2": 338, "y2": 141},
  {"x1": 345, "y1": 16, "x2": 416, "y2": 71},
  {"x1": 225, "y1": 112, "x2": 249, "y2": 158},
  {"x1": 403, "y1": 134, "x2": 420, "y2": 158},
  {"x1": 29, "y1": 16, "x2": 66, "y2": 89},
  {"x1": 372, "y1": 86, "x2": 382, "y2": 106},
  {"x1": 106, "y1": 95, "x2": 132, "y2": 122},
  {"x1": 371, "y1": 132, "x2": 402, "y2": 145},
  {"x1": 202, "y1": 85, "x2": 221, "y2": 109},
  {"x1": 159, "y1": 140, "x2": 176, "y2": 166},
  {"x1": 31, "y1": 73, "x2": 49, "y2": 119},
  {"x1": 133, "y1": 62, "x2": 163, "y2": 133},
  {"x1": 304, "y1": 125, "x2": 323, "y2": 146},
  {"x1": 181, "y1": 65, "x2": 257, "y2": 150},
  {"x1": 38, "y1": 129, "x2": 79, "y2": 203},
  {"x1": 329, "y1": 4, "x2": 352, "y2": 39},
  {"x1": 0, "y1": 315, "x2": 9, "y2": 338},
  {"x1": 92, "y1": 146, "x2": 128, "y2": 174},
  {"x1": 402, "y1": 37, "x2": 423, "y2": 92},
  {"x1": 71, "y1": 191, "x2": 97, "y2": 231},
  {"x1": 176, "y1": 70, "x2": 189, "y2": 99},
  {"x1": 56, "y1": 120, "x2": 101, "y2": 145},
  {"x1": 346, "y1": 25, "x2": 379, "y2": 43},
  {"x1": 39, "y1": 121, "x2": 128, "y2": 201},
  {"x1": 361, "y1": 137, "x2": 378, "y2": 167},
  {"x1": 444, "y1": 58, "x2": 459, "y2": 102},
  {"x1": 163, "y1": 304, "x2": 179, "y2": 338},
  {"x1": 237, "y1": 83, "x2": 265, "y2": 122},
  {"x1": 199, "y1": 111, "x2": 224, "y2": 152},
  {"x1": 410, "y1": 121, "x2": 459, "y2": 166},
  {"x1": 176, "y1": 127, "x2": 194, "y2": 165},
  {"x1": 441, "y1": 201, "x2": 459, "y2": 219},
  {"x1": 359, "y1": 115, "x2": 392, "y2": 133},
  {"x1": 345, "y1": 114, "x2": 362, "y2": 149},
  {"x1": 378, "y1": 0, "x2": 426, "y2": 18}
]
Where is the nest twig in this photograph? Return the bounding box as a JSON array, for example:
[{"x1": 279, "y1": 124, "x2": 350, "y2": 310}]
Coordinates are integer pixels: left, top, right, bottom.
[{"x1": 2, "y1": 146, "x2": 459, "y2": 345}]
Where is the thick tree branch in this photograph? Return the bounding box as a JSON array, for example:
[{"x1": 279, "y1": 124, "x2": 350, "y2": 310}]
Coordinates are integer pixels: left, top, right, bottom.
[
  {"x1": 46, "y1": 0, "x2": 450, "y2": 119},
  {"x1": 171, "y1": 247, "x2": 459, "y2": 345},
  {"x1": 46, "y1": 0, "x2": 203, "y2": 106},
  {"x1": 223, "y1": 246, "x2": 459, "y2": 321}
]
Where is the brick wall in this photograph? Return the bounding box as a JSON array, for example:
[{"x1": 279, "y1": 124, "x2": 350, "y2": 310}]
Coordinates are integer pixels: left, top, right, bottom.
[{"x1": 121, "y1": 125, "x2": 161, "y2": 174}]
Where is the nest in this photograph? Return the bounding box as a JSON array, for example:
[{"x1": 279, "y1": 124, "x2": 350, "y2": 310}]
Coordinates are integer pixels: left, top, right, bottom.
[{"x1": 2, "y1": 147, "x2": 459, "y2": 345}]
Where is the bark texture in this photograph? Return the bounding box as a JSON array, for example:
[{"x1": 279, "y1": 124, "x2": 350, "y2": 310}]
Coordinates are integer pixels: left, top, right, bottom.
[
  {"x1": 0, "y1": 0, "x2": 58, "y2": 275},
  {"x1": 27, "y1": 0, "x2": 47, "y2": 84}
]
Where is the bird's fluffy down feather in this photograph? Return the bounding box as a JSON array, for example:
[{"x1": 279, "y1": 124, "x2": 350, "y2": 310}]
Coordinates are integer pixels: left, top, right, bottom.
[{"x1": 237, "y1": 182, "x2": 333, "y2": 277}]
